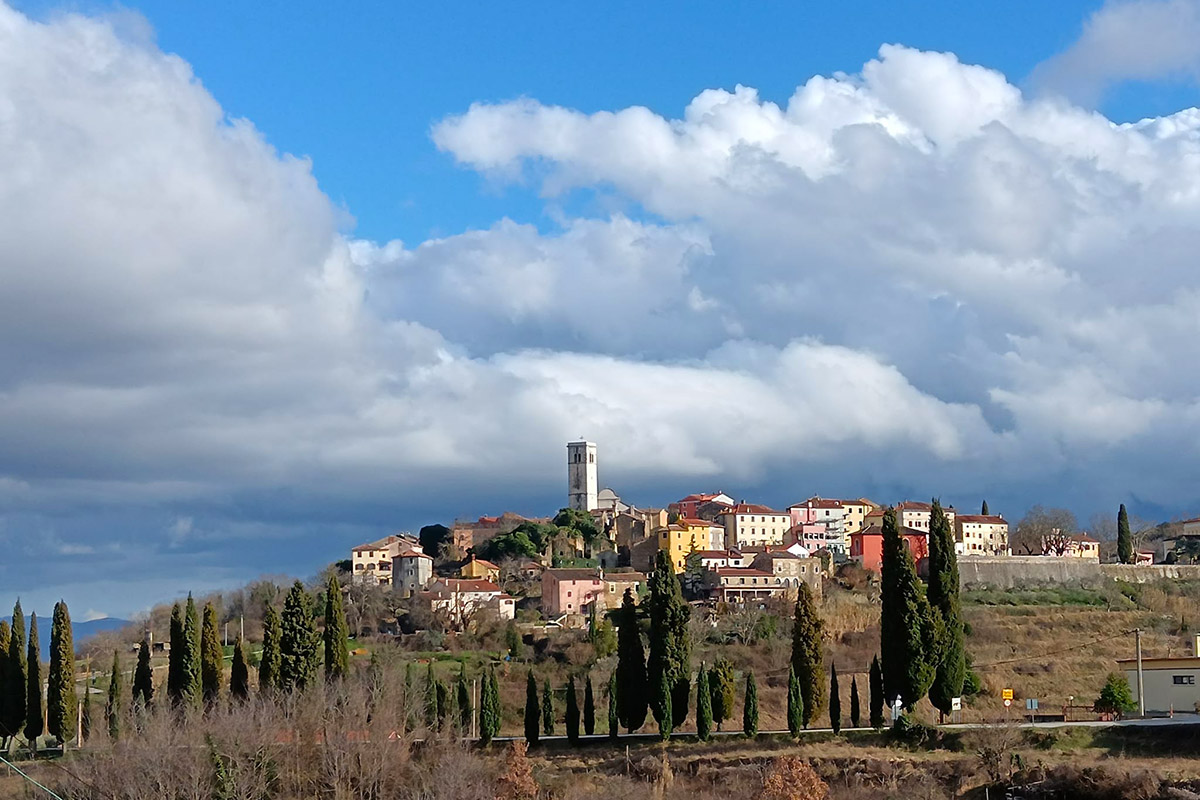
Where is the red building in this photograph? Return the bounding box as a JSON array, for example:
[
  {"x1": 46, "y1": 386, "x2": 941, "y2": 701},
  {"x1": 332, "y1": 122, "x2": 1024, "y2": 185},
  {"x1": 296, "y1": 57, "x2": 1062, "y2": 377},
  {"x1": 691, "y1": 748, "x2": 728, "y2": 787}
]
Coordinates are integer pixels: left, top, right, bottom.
[
  {"x1": 849, "y1": 524, "x2": 929, "y2": 573},
  {"x1": 668, "y1": 492, "x2": 733, "y2": 520}
]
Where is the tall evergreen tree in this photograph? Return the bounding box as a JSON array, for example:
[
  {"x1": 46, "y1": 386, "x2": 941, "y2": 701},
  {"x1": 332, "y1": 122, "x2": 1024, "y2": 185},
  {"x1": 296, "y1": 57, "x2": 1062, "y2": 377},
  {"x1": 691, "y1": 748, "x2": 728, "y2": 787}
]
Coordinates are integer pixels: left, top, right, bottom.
[
  {"x1": 425, "y1": 662, "x2": 438, "y2": 729},
  {"x1": 47, "y1": 601, "x2": 76, "y2": 746},
  {"x1": 606, "y1": 671, "x2": 618, "y2": 739},
  {"x1": 849, "y1": 676, "x2": 861, "y2": 729},
  {"x1": 5, "y1": 601, "x2": 26, "y2": 743},
  {"x1": 524, "y1": 670, "x2": 540, "y2": 745},
  {"x1": 435, "y1": 679, "x2": 450, "y2": 730},
  {"x1": 541, "y1": 679, "x2": 554, "y2": 736},
  {"x1": 583, "y1": 674, "x2": 595, "y2": 736},
  {"x1": 786, "y1": 665, "x2": 803, "y2": 738},
  {"x1": 829, "y1": 664, "x2": 841, "y2": 734},
  {"x1": 655, "y1": 670, "x2": 672, "y2": 741},
  {"x1": 457, "y1": 670, "x2": 472, "y2": 734},
  {"x1": 0, "y1": 621, "x2": 9, "y2": 744},
  {"x1": 565, "y1": 675, "x2": 580, "y2": 745},
  {"x1": 869, "y1": 655, "x2": 884, "y2": 729},
  {"x1": 646, "y1": 550, "x2": 691, "y2": 730},
  {"x1": 230, "y1": 637, "x2": 249, "y2": 701},
  {"x1": 106, "y1": 651, "x2": 121, "y2": 742},
  {"x1": 167, "y1": 603, "x2": 183, "y2": 705},
  {"x1": 200, "y1": 602, "x2": 222, "y2": 707},
  {"x1": 928, "y1": 499, "x2": 965, "y2": 719},
  {"x1": 614, "y1": 588, "x2": 648, "y2": 732},
  {"x1": 323, "y1": 574, "x2": 350, "y2": 682},
  {"x1": 743, "y1": 671, "x2": 758, "y2": 737},
  {"x1": 403, "y1": 662, "x2": 416, "y2": 731},
  {"x1": 480, "y1": 666, "x2": 499, "y2": 744},
  {"x1": 879, "y1": 507, "x2": 939, "y2": 708},
  {"x1": 25, "y1": 612, "x2": 42, "y2": 746},
  {"x1": 182, "y1": 595, "x2": 203, "y2": 709},
  {"x1": 258, "y1": 605, "x2": 282, "y2": 695},
  {"x1": 279, "y1": 582, "x2": 319, "y2": 693},
  {"x1": 981, "y1": 500, "x2": 989, "y2": 516},
  {"x1": 80, "y1": 672, "x2": 90, "y2": 744},
  {"x1": 1118, "y1": 503, "x2": 1133, "y2": 565},
  {"x1": 709, "y1": 657, "x2": 735, "y2": 731},
  {"x1": 132, "y1": 640, "x2": 153, "y2": 708},
  {"x1": 695, "y1": 665, "x2": 712, "y2": 742},
  {"x1": 790, "y1": 583, "x2": 825, "y2": 727}
]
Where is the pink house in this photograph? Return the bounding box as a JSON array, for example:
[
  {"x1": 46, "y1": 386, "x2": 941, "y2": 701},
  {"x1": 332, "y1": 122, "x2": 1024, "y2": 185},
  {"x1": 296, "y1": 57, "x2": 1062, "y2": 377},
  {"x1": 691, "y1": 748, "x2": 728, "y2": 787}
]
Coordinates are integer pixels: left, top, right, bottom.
[{"x1": 541, "y1": 568, "x2": 606, "y2": 617}]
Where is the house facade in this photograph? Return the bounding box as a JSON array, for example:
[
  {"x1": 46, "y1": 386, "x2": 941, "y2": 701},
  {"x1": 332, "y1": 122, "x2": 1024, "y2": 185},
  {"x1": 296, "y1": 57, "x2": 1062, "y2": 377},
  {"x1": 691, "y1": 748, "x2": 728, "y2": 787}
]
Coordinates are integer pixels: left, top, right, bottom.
[
  {"x1": 392, "y1": 548, "x2": 433, "y2": 595},
  {"x1": 750, "y1": 550, "x2": 822, "y2": 597},
  {"x1": 423, "y1": 579, "x2": 515, "y2": 626},
  {"x1": 670, "y1": 492, "x2": 734, "y2": 520},
  {"x1": 954, "y1": 514, "x2": 1010, "y2": 555},
  {"x1": 542, "y1": 568, "x2": 606, "y2": 616},
  {"x1": 849, "y1": 525, "x2": 929, "y2": 572},
  {"x1": 895, "y1": 501, "x2": 957, "y2": 533},
  {"x1": 461, "y1": 556, "x2": 501, "y2": 582},
  {"x1": 707, "y1": 568, "x2": 789, "y2": 602},
  {"x1": 719, "y1": 504, "x2": 792, "y2": 549},
  {"x1": 656, "y1": 518, "x2": 726, "y2": 572},
  {"x1": 351, "y1": 534, "x2": 421, "y2": 586}
]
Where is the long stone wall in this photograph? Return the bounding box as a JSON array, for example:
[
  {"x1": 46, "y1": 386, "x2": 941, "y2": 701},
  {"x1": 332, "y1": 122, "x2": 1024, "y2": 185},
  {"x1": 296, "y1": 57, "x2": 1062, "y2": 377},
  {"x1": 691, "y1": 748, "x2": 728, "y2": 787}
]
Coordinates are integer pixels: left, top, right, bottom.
[{"x1": 958, "y1": 556, "x2": 1200, "y2": 589}]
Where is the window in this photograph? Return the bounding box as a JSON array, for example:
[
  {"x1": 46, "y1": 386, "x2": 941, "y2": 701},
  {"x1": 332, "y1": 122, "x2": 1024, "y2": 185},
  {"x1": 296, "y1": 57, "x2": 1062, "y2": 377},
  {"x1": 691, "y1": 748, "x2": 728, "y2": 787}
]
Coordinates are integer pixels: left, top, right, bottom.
[
  {"x1": 1174, "y1": 675, "x2": 1196, "y2": 685},
  {"x1": 589, "y1": 454, "x2": 594, "y2": 463}
]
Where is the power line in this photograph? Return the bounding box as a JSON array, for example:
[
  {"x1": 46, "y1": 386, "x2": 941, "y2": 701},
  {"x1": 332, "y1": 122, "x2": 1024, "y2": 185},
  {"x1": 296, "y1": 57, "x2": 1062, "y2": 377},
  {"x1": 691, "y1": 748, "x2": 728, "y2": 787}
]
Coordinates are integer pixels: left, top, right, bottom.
[
  {"x1": 971, "y1": 629, "x2": 1133, "y2": 670},
  {"x1": 0, "y1": 753, "x2": 67, "y2": 800}
]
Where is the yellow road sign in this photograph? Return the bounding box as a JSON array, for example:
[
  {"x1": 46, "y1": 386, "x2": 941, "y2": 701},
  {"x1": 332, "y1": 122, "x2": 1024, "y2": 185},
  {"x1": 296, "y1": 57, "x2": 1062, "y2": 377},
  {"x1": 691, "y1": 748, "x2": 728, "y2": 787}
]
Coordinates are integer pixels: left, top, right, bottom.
[{"x1": 1002, "y1": 688, "x2": 1014, "y2": 700}]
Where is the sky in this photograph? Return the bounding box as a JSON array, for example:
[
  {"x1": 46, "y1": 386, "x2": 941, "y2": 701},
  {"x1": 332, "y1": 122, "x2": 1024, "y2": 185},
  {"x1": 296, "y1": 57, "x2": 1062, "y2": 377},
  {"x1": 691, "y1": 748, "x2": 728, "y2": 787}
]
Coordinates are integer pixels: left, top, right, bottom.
[{"x1": 4, "y1": 0, "x2": 1200, "y2": 617}]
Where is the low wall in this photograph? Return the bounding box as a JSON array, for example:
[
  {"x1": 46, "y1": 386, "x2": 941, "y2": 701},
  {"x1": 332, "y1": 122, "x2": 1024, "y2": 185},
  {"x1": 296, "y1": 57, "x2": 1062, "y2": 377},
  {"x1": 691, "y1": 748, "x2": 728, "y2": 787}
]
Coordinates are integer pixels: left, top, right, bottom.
[{"x1": 959, "y1": 557, "x2": 1200, "y2": 589}]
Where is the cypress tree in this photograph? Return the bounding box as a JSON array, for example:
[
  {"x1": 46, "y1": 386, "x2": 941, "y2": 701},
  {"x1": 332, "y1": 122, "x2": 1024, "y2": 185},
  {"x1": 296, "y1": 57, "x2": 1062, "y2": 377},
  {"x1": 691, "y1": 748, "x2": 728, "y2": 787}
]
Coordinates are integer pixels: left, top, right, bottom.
[
  {"x1": 850, "y1": 676, "x2": 861, "y2": 728},
  {"x1": 709, "y1": 657, "x2": 735, "y2": 731},
  {"x1": 743, "y1": 671, "x2": 758, "y2": 737},
  {"x1": 480, "y1": 666, "x2": 499, "y2": 744},
  {"x1": 230, "y1": 638, "x2": 250, "y2": 701},
  {"x1": 606, "y1": 671, "x2": 619, "y2": 739},
  {"x1": 614, "y1": 588, "x2": 648, "y2": 732},
  {"x1": 5, "y1": 601, "x2": 26, "y2": 743},
  {"x1": 182, "y1": 595, "x2": 203, "y2": 709},
  {"x1": 435, "y1": 680, "x2": 450, "y2": 730},
  {"x1": 790, "y1": 583, "x2": 825, "y2": 728},
  {"x1": 0, "y1": 621, "x2": 8, "y2": 745},
  {"x1": 541, "y1": 679, "x2": 554, "y2": 736},
  {"x1": 167, "y1": 603, "x2": 183, "y2": 704},
  {"x1": 279, "y1": 582, "x2": 319, "y2": 693},
  {"x1": 80, "y1": 672, "x2": 90, "y2": 744},
  {"x1": 695, "y1": 665, "x2": 712, "y2": 742},
  {"x1": 565, "y1": 676, "x2": 580, "y2": 745},
  {"x1": 524, "y1": 670, "x2": 539, "y2": 745},
  {"x1": 1118, "y1": 503, "x2": 1133, "y2": 564},
  {"x1": 457, "y1": 670, "x2": 472, "y2": 734},
  {"x1": 879, "y1": 507, "x2": 938, "y2": 708},
  {"x1": 869, "y1": 655, "x2": 884, "y2": 729},
  {"x1": 655, "y1": 670, "x2": 672, "y2": 741},
  {"x1": 25, "y1": 612, "x2": 42, "y2": 746},
  {"x1": 647, "y1": 550, "x2": 691, "y2": 730},
  {"x1": 323, "y1": 574, "x2": 350, "y2": 682},
  {"x1": 403, "y1": 661, "x2": 416, "y2": 731},
  {"x1": 928, "y1": 499, "x2": 965, "y2": 719},
  {"x1": 259, "y1": 605, "x2": 282, "y2": 695},
  {"x1": 829, "y1": 664, "x2": 841, "y2": 734},
  {"x1": 786, "y1": 664, "x2": 803, "y2": 738},
  {"x1": 47, "y1": 601, "x2": 76, "y2": 746},
  {"x1": 981, "y1": 500, "x2": 989, "y2": 516},
  {"x1": 583, "y1": 674, "x2": 595, "y2": 736},
  {"x1": 425, "y1": 662, "x2": 438, "y2": 729},
  {"x1": 105, "y1": 651, "x2": 121, "y2": 742},
  {"x1": 132, "y1": 640, "x2": 153, "y2": 708},
  {"x1": 200, "y1": 602, "x2": 222, "y2": 707}
]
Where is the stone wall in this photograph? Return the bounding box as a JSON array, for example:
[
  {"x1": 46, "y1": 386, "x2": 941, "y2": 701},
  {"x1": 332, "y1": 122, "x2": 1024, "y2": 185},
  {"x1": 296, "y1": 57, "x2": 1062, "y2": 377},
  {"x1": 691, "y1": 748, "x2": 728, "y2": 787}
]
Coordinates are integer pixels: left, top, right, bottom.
[{"x1": 959, "y1": 556, "x2": 1200, "y2": 589}]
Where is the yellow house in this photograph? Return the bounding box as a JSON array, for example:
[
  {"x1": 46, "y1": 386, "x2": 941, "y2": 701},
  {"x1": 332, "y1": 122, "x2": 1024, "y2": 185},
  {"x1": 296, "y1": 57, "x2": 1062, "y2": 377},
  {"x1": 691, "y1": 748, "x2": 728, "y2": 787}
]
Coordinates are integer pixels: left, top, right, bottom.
[
  {"x1": 657, "y1": 518, "x2": 721, "y2": 573},
  {"x1": 461, "y1": 556, "x2": 501, "y2": 582}
]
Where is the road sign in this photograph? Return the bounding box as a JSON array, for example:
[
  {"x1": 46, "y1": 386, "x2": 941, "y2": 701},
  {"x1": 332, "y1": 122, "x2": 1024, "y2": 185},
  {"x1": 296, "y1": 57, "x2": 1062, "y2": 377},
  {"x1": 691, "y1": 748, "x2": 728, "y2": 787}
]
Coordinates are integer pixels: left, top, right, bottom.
[
  {"x1": 1025, "y1": 698, "x2": 1039, "y2": 711},
  {"x1": 950, "y1": 697, "x2": 962, "y2": 711},
  {"x1": 1004, "y1": 698, "x2": 1012, "y2": 708},
  {"x1": 1002, "y1": 688, "x2": 1014, "y2": 701}
]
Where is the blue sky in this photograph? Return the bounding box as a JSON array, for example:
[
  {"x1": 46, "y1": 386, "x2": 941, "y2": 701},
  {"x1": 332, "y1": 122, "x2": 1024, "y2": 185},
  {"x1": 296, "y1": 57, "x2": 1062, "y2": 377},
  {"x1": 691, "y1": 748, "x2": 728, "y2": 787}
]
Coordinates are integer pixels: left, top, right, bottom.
[{"x1": 5, "y1": 0, "x2": 1200, "y2": 617}]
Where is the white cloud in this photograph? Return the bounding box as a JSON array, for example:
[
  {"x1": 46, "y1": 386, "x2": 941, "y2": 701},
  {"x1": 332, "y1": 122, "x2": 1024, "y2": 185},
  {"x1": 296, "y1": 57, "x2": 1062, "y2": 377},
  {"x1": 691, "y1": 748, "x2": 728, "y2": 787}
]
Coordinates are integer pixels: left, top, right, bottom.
[
  {"x1": 6, "y1": 5, "x2": 1200, "y2": 610},
  {"x1": 1031, "y1": 0, "x2": 1200, "y2": 106}
]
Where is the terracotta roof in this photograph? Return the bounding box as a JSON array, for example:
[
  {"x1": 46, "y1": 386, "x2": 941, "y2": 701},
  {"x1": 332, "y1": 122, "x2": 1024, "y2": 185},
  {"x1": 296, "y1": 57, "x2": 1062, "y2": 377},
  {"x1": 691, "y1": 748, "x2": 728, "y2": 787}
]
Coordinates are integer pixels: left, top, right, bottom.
[
  {"x1": 1072, "y1": 534, "x2": 1100, "y2": 543},
  {"x1": 678, "y1": 517, "x2": 718, "y2": 527},
  {"x1": 895, "y1": 501, "x2": 933, "y2": 512},
  {"x1": 678, "y1": 492, "x2": 727, "y2": 503},
  {"x1": 470, "y1": 558, "x2": 500, "y2": 570},
  {"x1": 1181, "y1": 517, "x2": 1200, "y2": 525},
  {"x1": 727, "y1": 503, "x2": 786, "y2": 515},
  {"x1": 395, "y1": 549, "x2": 431, "y2": 560},
  {"x1": 956, "y1": 515, "x2": 1007, "y2": 525},
  {"x1": 544, "y1": 568, "x2": 602, "y2": 582},
  {"x1": 790, "y1": 497, "x2": 844, "y2": 510},
  {"x1": 696, "y1": 550, "x2": 733, "y2": 558},
  {"x1": 606, "y1": 571, "x2": 646, "y2": 582}
]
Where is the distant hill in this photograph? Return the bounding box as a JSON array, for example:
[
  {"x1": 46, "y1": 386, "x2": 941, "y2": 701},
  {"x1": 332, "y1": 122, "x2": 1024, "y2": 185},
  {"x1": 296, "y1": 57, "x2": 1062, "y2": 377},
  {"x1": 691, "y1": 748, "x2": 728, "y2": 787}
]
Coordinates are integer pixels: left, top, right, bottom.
[{"x1": 3, "y1": 616, "x2": 130, "y2": 661}]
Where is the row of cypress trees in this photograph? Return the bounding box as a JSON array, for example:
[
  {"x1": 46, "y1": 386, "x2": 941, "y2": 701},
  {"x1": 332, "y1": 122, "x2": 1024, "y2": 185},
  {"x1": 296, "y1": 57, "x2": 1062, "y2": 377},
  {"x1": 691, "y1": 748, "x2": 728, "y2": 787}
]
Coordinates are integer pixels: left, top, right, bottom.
[
  {"x1": 878, "y1": 501, "x2": 967, "y2": 718},
  {"x1": 0, "y1": 600, "x2": 77, "y2": 748}
]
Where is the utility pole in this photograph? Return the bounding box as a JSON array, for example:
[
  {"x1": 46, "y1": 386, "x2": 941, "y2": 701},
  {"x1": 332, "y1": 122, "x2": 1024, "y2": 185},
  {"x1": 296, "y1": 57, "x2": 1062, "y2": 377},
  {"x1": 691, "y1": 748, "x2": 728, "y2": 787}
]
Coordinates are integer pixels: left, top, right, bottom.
[
  {"x1": 1135, "y1": 628, "x2": 1145, "y2": 717},
  {"x1": 472, "y1": 678, "x2": 478, "y2": 739}
]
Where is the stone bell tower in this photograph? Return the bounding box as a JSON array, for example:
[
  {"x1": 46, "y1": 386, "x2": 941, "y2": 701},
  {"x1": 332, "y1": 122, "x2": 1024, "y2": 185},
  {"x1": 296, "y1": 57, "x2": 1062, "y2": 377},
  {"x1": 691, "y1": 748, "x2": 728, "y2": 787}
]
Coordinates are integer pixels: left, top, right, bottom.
[{"x1": 567, "y1": 440, "x2": 597, "y2": 511}]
